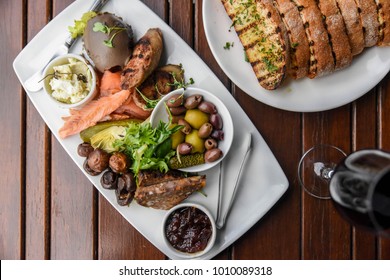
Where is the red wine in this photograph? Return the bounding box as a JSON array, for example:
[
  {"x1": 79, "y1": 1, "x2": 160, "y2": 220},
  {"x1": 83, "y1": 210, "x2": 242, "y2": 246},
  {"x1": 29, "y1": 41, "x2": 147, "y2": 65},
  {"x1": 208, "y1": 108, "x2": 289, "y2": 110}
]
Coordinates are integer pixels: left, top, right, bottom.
[{"x1": 329, "y1": 150, "x2": 390, "y2": 235}]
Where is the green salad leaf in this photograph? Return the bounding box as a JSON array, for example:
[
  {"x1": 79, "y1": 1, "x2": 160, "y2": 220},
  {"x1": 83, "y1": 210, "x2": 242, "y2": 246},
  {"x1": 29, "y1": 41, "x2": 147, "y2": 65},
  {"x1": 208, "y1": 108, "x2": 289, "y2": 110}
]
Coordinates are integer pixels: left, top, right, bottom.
[
  {"x1": 68, "y1": 11, "x2": 97, "y2": 39},
  {"x1": 113, "y1": 121, "x2": 182, "y2": 175}
]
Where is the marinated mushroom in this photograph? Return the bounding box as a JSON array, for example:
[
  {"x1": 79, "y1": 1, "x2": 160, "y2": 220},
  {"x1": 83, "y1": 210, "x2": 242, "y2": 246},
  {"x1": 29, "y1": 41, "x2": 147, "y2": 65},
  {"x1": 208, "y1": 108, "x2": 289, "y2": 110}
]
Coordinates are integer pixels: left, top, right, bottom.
[
  {"x1": 109, "y1": 152, "x2": 130, "y2": 173},
  {"x1": 100, "y1": 169, "x2": 118, "y2": 189},
  {"x1": 116, "y1": 172, "x2": 136, "y2": 206},
  {"x1": 77, "y1": 142, "x2": 94, "y2": 157},
  {"x1": 87, "y1": 148, "x2": 110, "y2": 173},
  {"x1": 83, "y1": 159, "x2": 101, "y2": 176},
  {"x1": 83, "y1": 13, "x2": 133, "y2": 73}
]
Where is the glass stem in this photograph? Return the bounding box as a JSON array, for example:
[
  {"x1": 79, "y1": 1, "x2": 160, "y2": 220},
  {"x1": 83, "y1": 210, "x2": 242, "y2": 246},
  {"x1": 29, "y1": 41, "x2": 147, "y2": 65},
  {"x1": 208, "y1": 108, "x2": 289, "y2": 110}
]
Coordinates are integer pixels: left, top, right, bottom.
[{"x1": 321, "y1": 167, "x2": 334, "y2": 180}]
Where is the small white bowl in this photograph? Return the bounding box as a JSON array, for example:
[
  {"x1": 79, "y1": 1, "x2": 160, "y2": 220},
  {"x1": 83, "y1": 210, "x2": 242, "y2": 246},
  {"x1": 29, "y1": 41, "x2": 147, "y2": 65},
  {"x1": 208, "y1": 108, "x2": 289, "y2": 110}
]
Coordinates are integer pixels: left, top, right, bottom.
[
  {"x1": 150, "y1": 87, "x2": 234, "y2": 173},
  {"x1": 42, "y1": 53, "x2": 97, "y2": 109},
  {"x1": 162, "y1": 202, "x2": 216, "y2": 259}
]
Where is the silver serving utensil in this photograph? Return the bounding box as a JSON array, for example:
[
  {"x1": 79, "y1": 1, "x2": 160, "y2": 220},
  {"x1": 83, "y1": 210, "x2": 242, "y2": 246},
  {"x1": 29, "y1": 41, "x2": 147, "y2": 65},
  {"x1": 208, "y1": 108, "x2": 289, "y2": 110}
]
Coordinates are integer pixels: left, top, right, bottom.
[
  {"x1": 24, "y1": 0, "x2": 110, "y2": 92},
  {"x1": 216, "y1": 133, "x2": 252, "y2": 229}
]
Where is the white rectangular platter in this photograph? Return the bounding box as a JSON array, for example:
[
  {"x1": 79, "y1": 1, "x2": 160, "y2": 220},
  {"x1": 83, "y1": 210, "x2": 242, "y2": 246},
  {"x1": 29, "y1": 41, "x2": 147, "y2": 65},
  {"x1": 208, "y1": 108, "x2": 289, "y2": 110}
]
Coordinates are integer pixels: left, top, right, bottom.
[{"x1": 13, "y1": 0, "x2": 288, "y2": 260}]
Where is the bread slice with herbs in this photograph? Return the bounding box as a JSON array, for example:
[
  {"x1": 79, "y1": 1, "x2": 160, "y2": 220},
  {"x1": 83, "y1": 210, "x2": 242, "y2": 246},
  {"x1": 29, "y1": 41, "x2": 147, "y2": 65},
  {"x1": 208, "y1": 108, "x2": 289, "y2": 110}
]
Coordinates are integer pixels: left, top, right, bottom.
[
  {"x1": 316, "y1": 0, "x2": 352, "y2": 70},
  {"x1": 355, "y1": 0, "x2": 380, "y2": 47},
  {"x1": 273, "y1": 0, "x2": 310, "y2": 79},
  {"x1": 375, "y1": 0, "x2": 390, "y2": 46},
  {"x1": 222, "y1": 0, "x2": 289, "y2": 90},
  {"x1": 290, "y1": 0, "x2": 335, "y2": 78},
  {"x1": 336, "y1": 0, "x2": 365, "y2": 56}
]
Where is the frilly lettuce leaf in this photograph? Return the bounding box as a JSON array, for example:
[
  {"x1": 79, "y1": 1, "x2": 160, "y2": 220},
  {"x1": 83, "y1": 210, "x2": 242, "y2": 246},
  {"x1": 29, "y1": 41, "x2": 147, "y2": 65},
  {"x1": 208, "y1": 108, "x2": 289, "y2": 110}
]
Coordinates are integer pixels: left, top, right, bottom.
[{"x1": 68, "y1": 11, "x2": 97, "y2": 39}]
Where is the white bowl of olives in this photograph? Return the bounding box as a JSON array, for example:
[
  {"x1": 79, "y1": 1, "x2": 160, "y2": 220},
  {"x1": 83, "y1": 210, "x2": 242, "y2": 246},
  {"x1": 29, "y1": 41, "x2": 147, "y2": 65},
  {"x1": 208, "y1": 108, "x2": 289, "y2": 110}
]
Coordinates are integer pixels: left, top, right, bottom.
[{"x1": 150, "y1": 87, "x2": 233, "y2": 173}]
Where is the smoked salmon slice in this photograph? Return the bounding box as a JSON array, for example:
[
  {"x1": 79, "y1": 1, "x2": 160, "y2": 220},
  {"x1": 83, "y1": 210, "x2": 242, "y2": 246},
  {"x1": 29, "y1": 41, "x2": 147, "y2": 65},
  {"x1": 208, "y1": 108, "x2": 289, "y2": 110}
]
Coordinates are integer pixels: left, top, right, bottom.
[
  {"x1": 100, "y1": 69, "x2": 122, "y2": 97},
  {"x1": 114, "y1": 91, "x2": 151, "y2": 120},
  {"x1": 59, "y1": 89, "x2": 131, "y2": 138}
]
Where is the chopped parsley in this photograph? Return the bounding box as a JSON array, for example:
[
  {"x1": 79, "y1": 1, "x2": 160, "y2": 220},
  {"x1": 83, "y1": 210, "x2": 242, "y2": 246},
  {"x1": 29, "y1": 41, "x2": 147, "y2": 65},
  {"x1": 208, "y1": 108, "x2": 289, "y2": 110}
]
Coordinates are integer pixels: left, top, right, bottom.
[
  {"x1": 262, "y1": 58, "x2": 278, "y2": 73},
  {"x1": 223, "y1": 42, "x2": 234, "y2": 50}
]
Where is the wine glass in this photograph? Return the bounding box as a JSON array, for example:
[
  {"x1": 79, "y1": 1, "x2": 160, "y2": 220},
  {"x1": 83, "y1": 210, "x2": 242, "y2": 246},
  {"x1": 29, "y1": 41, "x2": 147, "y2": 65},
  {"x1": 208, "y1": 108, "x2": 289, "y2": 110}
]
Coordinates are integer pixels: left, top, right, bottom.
[
  {"x1": 298, "y1": 144, "x2": 347, "y2": 199},
  {"x1": 298, "y1": 145, "x2": 390, "y2": 238}
]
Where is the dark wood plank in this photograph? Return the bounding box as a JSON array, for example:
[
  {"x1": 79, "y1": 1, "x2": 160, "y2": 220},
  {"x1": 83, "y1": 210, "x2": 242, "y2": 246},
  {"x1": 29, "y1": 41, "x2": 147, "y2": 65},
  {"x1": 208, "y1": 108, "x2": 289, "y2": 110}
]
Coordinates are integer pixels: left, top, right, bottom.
[
  {"x1": 352, "y1": 90, "x2": 377, "y2": 259},
  {"x1": 98, "y1": 0, "x2": 168, "y2": 259},
  {"x1": 302, "y1": 108, "x2": 352, "y2": 259},
  {"x1": 378, "y1": 72, "x2": 390, "y2": 260},
  {"x1": 25, "y1": 0, "x2": 51, "y2": 260},
  {"x1": 0, "y1": 0, "x2": 25, "y2": 260},
  {"x1": 170, "y1": 0, "x2": 194, "y2": 46},
  {"x1": 98, "y1": 199, "x2": 165, "y2": 259},
  {"x1": 195, "y1": 0, "x2": 230, "y2": 87},
  {"x1": 50, "y1": 0, "x2": 95, "y2": 259},
  {"x1": 231, "y1": 92, "x2": 302, "y2": 259}
]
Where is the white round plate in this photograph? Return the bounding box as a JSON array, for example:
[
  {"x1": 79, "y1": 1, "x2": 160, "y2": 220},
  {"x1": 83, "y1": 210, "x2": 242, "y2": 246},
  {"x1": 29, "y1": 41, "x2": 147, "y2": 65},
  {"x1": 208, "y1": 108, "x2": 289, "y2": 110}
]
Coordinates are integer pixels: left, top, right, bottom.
[{"x1": 202, "y1": 0, "x2": 390, "y2": 112}]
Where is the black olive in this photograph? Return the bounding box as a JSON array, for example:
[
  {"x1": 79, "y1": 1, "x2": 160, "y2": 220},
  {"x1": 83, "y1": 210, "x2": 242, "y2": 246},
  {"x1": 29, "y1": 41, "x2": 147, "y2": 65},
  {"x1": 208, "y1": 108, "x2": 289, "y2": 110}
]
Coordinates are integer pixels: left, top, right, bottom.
[
  {"x1": 83, "y1": 159, "x2": 101, "y2": 176},
  {"x1": 211, "y1": 129, "x2": 224, "y2": 141},
  {"x1": 166, "y1": 93, "x2": 184, "y2": 107},
  {"x1": 169, "y1": 105, "x2": 187, "y2": 116},
  {"x1": 204, "y1": 148, "x2": 223, "y2": 163},
  {"x1": 100, "y1": 169, "x2": 118, "y2": 189},
  {"x1": 87, "y1": 148, "x2": 110, "y2": 173},
  {"x1": 184, "y1": 94, "x2": 203, "y2": 109},
  {"x1": 115, "y1": 172, "x2": 136, "y2": 206},
  {"x1": 77, "y1": 143, "x2": 94, "y2": 157},
  {"x1": 198, "y1": 101, "x2": 217, "y2": 114}
]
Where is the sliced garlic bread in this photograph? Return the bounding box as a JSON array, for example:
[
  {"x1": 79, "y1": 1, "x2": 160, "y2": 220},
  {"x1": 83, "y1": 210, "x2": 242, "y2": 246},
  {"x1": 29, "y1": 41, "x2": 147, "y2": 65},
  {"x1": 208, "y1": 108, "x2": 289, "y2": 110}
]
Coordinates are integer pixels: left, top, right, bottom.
[
  {"x1": 273, "y1": 0, "x2": 310, "y2": 79},
  {"x1": 290, "y1": 0, "x2": 335, "y2": 78},
  {"x1": 222, "y1": 0, "x2": 289, "y2": 90},
  {"x1": 317, "y1": 0, "x2": 352, "y2": 70}
]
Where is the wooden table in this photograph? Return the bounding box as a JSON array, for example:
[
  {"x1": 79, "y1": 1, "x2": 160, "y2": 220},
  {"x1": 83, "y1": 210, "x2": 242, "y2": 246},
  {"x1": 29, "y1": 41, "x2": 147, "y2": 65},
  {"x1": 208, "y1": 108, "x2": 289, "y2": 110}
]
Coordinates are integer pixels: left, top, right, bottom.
[{"x1": 1, "y1": 0, "x2": 389, "y2": 260}]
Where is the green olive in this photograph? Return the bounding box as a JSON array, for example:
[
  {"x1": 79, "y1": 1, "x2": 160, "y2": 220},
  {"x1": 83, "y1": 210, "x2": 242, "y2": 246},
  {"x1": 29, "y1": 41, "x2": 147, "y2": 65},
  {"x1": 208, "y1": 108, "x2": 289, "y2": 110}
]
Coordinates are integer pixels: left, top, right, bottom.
[
  {"x1": 185, "y1": 130, "x2": 205, "y2": 154},
  {"x1": 170, "y1": 124, "x2": 185, "y2": 149},
  {"x1": 184, "y1": 109, "x2": 209, "y2": 130}
]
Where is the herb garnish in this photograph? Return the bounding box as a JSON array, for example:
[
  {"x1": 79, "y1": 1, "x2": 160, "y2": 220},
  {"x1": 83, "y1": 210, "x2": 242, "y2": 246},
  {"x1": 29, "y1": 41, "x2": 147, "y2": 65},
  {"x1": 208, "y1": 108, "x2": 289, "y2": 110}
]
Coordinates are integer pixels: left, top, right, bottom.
[
  {"x1": 135, "y1": 87, "x2": 162, "y2": 109},
  {"x1": 223, "y1": 42, "x2": 234, "y2": 50},
  {"x1": 92, "y1": 22, "x2": 127, "y2": 48},
  {"x1": 262, "y1": 57, "x2": 278, "y2": 73},
  {"x1": 167, "y1": 64, "x2": 195, "y2": 89},
  {"x1": 39, "y1": 71, "x2": 87, "y2": 83}
]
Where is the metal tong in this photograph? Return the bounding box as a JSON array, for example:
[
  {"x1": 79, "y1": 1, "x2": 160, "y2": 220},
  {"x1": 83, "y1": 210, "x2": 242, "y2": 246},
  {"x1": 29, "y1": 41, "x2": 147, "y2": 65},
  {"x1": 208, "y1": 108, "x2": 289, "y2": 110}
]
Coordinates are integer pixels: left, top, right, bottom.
[
  {"x1": 216, "y1": 133, "x2": 252, "y2": 229},
  {"x1": 24, "y1": 0, "x2": 110, "y2": 92}
]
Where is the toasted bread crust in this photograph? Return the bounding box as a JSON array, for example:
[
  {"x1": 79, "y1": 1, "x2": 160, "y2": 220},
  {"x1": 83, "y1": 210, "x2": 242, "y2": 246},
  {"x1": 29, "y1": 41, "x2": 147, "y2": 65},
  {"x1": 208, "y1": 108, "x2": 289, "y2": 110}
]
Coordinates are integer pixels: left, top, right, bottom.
[
  {"x1": 336, "y1": 0, "x2": 365, "y2": 56},
  {"x1": 355, "y1": 0, "x2": 380, "y2": 47},
  {"x1": 291, "y1": 0, "x2": 335, "y2": 78},
  {"x1": 222, "y1": 0, "x2": 288, "y2": 89},
  {"x1": 376, "y1": 0, "x2": 390, "y2": 46},
  {"x1": 273, "y1": 0, "x2": 310, "y2": 79},
  {"x1": 317, "y1": 0, "x2": 352, "y2": 70}
]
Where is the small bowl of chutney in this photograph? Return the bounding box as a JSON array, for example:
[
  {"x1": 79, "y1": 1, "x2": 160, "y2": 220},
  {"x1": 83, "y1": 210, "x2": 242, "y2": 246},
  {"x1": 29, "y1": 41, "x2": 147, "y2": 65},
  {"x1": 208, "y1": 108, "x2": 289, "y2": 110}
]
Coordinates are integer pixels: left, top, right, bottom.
[{"x1": 162, "y1": 202, "x2": 216, "y2": 259}]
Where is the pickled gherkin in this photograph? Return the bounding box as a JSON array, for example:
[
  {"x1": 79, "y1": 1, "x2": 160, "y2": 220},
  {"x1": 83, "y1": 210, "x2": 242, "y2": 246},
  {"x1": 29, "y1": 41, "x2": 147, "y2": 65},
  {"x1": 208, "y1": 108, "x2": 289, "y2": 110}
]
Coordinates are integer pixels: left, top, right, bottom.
[{"x1": 169, "y1": 153, "x2": 205, "y2": 169}]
